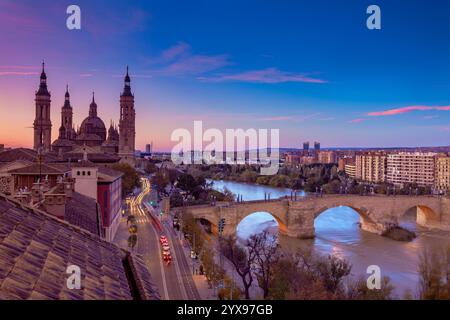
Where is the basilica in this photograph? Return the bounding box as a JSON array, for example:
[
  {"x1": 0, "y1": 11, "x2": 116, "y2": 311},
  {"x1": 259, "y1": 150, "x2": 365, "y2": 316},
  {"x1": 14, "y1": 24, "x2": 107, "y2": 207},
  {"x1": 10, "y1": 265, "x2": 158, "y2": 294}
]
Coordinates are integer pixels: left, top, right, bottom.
[{"x1": 33, "y1": 63, "x2": 136, "y2": 166}]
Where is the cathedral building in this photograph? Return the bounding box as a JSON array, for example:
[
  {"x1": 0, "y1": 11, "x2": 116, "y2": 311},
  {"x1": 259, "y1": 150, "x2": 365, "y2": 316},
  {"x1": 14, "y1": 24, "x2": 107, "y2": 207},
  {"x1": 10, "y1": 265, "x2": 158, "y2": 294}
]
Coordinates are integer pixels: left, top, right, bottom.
[{"x1": 34, "y1": 63, "x2": 136, "y2": 166}]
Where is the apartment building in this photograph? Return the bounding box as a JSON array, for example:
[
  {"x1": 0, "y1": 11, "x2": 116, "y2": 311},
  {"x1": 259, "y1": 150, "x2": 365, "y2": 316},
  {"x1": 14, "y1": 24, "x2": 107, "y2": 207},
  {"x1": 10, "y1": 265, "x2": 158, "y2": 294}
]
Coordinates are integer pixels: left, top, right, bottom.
[
  {"x1": 318, "y1": 151, "x2": 337, "y2": 164},
  {"x1": 386, "y1": 152, "x2": 436, "y2": 187},
  {"x1": 345, "y1": 163, "x2": 356, "y2": 179},
  {"x1": 355, "y1": 152, "x2": 387, "y2": 183},
  {"x1": 435, "y1": 155, "x2": 450, "y2": 192}
]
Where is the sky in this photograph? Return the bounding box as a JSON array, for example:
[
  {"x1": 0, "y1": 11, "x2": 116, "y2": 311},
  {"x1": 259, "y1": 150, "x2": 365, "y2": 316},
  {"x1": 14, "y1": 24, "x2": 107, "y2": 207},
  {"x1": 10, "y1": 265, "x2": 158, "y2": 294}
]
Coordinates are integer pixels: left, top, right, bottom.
[{"x1": 0, "y1": 0, "x2": 449, "y2": 151}]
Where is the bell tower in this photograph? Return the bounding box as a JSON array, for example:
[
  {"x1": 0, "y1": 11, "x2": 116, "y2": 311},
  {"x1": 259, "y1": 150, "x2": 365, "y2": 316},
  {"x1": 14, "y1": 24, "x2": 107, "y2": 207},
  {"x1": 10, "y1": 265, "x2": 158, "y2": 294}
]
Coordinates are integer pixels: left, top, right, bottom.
[
  {"x1": 33, "y1": 62, "x2": 52, "y2": 152},
  {"x1": 118, "y1": 66, "x2": 136, "y2": 166},
  {"x1": 59, "y1": 85, "x2": 73, "y2": 139}
]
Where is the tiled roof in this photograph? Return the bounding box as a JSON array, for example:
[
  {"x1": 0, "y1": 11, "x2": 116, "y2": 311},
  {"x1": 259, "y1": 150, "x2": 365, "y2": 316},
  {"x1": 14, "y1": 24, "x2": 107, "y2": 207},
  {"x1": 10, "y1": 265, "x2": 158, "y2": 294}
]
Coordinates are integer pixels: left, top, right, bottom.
[
  {"x1": 0, "y1": 148, "x2": 57, "y2": 163},
  {"x1": 98, "y1": 166, "x2": 123, "y2": 182},
  {"x1": 8, "y1": 163, "x2": 70, "y2": 175},
  {"x1": 65, "y1": 192, "x2": 101, "y2": 236},
  {"x1": 54, "y1": 153, "x2": 120, "y2": 164},
  {"x1": 0, "y1": 194, "x2": 160, "y2": 300}
]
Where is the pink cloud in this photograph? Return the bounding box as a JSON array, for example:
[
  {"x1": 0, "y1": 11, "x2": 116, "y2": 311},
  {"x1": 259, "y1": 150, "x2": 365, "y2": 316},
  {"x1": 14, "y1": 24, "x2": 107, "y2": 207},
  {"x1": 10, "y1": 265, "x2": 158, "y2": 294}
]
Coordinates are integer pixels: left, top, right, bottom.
[
  {"x1": 0, "y1": 71, "x2": 38, "y2": 76},
  {"x1": 147, "y1": 42, "x2": 230, "y2": 76},
  {"x1": 161, "y1": 42, "x2": 190, "y2": 61},
  {"x1": 0, "y1": 1, "x2": 51, "y2": 32},
  {"x1": 163, "y1": 54, "x2": 230, "y2": 75},
  {"x1": 258, "y1": 116, "x2": 295, "y2": 121},
  {"x1": 257, "y1": 113, "x2": 324, "y2": 122},
  {"x1": 349, "y1": 118, "x2": 366, "y2": 123},
  {"x1": 80, "y1": 73, "x2": 94, "y2": 77},
  {"x1": 368, "y1": 105, "x2": 450, "y2": 116},
  {"x1": 203, "y1": 68, "x2": 327, "y2": 84}
]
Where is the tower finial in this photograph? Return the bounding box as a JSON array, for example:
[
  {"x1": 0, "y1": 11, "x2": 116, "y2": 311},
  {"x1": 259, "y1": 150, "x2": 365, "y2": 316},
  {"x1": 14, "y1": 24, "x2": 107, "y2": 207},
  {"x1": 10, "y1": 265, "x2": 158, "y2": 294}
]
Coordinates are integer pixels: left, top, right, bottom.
[
  {"x1": 65, "y1": 84, "x2": 70, "y2": 100},
  {"x1": 42, "y1": 60, "x2": 45, "y2": 72},
  {"x1": 92, "y1": 91, "x2": 95, "y2": 102}
]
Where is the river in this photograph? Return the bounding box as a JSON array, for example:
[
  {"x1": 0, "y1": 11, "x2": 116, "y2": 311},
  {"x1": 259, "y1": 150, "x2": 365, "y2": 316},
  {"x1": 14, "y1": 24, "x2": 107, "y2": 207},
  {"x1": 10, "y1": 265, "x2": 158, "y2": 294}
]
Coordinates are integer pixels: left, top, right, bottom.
[{"x1": 209, "y1": 179, "x2": 450, "y2": 298}]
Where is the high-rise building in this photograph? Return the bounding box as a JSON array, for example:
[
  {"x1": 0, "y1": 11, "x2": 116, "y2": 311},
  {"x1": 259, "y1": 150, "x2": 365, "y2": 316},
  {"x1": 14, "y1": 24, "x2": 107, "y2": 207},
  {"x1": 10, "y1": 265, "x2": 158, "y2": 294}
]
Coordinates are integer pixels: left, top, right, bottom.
[
  {"x1": 386, "y1": 152, "x2": 436, "y2": 187},
  {"x1": 33, "y1": 62, "x2": 52, "y2": 152},
  {"x1": 338, "y1": 156, "x2": 355, "y2": 172},
  {"x1": 355, "y1": 152, "x2": 387, "y2": 183},
  {"x1": 303, "y1": 142, "x2": 309, "y2": 152},
  {"x1": 435, "y1": 155, "x2": 450, "y2": 192},
  {"x1": 119, "y1": 66, "x2": 136, "y2": 166},
  {"x1": 314, "y1": 141, "x2": 320, "y2": 152},
  {"x1": 345, "y1": 163, "x2": 356, "y2": 178},
  {"x1": 145, "y1": 143, "x2": 152, "y2": 154}
]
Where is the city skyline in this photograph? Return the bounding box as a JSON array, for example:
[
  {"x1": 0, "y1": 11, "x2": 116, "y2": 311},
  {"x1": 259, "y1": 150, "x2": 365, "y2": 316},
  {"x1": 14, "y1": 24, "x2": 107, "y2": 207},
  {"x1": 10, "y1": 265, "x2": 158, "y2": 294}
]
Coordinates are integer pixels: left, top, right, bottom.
[{"x1": 1, "y1": 0, "x2": 450, "y2": 151}]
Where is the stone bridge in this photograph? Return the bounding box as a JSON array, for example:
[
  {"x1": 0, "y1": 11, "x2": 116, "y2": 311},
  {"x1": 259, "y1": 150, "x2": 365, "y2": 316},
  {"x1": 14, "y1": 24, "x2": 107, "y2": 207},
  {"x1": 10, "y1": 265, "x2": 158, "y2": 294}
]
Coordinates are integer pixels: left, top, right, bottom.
[{"x1": 173, "y1": 195, "x2": 450, "y2": 239}]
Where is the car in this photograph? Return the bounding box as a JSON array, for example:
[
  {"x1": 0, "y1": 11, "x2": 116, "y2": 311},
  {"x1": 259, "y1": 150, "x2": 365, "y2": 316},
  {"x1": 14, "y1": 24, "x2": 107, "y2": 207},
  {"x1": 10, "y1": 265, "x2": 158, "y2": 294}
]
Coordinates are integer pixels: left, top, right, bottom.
[
  {"x1": 159, "y1": 235, "x2": 168, "y2": 244},
  {"x1": 162, "y1": 251, "x2": 172, "y2": 264}
]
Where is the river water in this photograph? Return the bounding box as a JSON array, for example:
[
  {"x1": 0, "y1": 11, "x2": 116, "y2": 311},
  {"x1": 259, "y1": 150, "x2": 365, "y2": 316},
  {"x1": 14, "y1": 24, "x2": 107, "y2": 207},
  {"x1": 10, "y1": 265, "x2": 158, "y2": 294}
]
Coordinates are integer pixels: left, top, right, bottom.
[{"x1": 209, "y1": 179, "x2": 450, "y2": 298}]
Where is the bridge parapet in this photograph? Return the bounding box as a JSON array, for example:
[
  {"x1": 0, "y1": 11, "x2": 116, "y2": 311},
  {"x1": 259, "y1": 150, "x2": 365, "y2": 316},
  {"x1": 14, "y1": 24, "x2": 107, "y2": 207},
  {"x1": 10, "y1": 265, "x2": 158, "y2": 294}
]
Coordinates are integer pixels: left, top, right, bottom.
[{"x1": 174, "y1": 194, "x2": 450, "y2": 239}]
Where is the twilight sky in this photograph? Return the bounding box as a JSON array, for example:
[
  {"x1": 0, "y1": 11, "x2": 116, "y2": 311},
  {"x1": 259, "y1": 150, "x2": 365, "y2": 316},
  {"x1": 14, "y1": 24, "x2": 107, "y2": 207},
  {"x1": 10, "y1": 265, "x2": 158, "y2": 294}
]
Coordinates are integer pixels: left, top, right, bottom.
[{"x1": 0, "y1": 0, "x2": 449, "y2": 151}]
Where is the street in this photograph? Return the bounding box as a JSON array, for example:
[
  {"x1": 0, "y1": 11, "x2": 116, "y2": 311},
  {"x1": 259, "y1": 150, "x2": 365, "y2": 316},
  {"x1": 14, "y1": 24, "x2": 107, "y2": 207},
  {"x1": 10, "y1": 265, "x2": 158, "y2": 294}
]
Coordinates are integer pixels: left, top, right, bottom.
[{"x1": 113, "y1": 177, "x2": 200, "y2": 300}]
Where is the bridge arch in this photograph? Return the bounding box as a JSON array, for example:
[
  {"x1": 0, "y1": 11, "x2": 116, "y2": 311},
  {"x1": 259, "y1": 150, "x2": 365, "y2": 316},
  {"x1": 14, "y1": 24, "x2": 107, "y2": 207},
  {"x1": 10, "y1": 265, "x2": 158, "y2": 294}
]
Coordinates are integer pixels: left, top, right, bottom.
[
  {"x1": 402, "y1": 205, "x2": 439, "y2": 228},
  {"x1": 236, "y1": 210, "x2": 288, "y2": 237},
  {"x1": 313, "y1": 205, "x2": 378, "y2": 234}
]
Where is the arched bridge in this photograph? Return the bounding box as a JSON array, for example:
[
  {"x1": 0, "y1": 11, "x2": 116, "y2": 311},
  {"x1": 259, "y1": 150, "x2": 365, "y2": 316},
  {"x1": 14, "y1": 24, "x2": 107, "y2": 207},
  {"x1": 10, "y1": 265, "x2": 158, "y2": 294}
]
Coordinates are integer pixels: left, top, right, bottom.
[{"x1": 174, "y1": 195, "x2": 450, "y2": 239}]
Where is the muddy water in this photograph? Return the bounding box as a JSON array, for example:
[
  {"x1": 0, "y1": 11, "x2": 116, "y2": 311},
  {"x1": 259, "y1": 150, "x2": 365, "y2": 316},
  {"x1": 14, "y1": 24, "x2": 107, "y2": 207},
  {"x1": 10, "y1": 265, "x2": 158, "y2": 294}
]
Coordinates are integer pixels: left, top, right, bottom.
[{"x1": 210, "y1": 179, "x2": 450, "y2": 297}]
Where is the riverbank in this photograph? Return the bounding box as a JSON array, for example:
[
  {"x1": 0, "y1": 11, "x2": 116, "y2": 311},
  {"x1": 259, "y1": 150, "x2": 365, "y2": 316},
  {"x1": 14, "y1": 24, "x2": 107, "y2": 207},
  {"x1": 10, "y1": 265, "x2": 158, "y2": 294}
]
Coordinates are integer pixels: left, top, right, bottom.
[{"x1": 209, "y1": 179, "x2": 450, "y2": 298}]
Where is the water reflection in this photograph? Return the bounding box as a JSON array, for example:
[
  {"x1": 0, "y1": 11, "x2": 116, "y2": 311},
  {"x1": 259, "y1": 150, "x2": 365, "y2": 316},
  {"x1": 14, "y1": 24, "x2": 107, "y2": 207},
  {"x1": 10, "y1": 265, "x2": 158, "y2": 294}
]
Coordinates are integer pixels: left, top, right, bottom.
[{"x1": 210, "y1": 179, "x2": 450, "y2": 297}]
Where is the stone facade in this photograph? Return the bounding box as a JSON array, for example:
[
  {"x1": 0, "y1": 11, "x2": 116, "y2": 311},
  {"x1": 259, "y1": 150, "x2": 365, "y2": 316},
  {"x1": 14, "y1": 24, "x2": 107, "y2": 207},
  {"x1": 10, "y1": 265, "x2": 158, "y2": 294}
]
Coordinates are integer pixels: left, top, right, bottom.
[{"x1": 176, "y1": 195, "x2": 450, "y2": 239}]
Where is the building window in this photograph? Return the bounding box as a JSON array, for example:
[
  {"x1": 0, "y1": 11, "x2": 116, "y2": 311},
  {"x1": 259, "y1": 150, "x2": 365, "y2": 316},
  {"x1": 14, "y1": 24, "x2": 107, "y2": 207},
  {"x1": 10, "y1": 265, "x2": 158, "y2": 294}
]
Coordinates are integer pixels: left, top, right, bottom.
[
  {"x1": 82, "y1": 171, "x2": 85, "y2": 176},
  {"x1": 77, "y1": 171, "x2": 80, "y2": 176},
  {"x1": 87, "y1": 171, "x2": 91, "y2": 176}
]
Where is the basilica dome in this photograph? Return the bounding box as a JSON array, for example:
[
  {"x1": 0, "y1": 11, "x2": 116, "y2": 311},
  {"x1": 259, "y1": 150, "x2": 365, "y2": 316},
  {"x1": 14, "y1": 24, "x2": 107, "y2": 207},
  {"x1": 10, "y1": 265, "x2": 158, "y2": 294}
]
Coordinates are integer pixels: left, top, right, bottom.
[{"x1": 78, "y1": 94, "x2": 107, "y2": 144}]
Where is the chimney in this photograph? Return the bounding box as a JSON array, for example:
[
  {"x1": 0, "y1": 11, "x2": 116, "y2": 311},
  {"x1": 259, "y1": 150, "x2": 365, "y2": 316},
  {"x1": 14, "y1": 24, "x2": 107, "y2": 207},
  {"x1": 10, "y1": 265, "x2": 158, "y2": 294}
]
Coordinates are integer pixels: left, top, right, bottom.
[
  {"x1": 63, "y1": 177, "x2": 74, "y2": 198},
  {"x1": 43, "y1": 191, "x2": 66, "y2": 220},
  {"x1": 31, "y1": 182, "x2": 43, "y2": 204}
]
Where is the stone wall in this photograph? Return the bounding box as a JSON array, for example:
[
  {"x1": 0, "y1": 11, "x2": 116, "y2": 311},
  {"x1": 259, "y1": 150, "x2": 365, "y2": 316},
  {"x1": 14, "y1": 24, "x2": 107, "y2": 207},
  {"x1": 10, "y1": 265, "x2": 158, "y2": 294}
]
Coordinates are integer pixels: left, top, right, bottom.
[{"x1": 177, "y1": 195, "x2": 450, "y2": 239}]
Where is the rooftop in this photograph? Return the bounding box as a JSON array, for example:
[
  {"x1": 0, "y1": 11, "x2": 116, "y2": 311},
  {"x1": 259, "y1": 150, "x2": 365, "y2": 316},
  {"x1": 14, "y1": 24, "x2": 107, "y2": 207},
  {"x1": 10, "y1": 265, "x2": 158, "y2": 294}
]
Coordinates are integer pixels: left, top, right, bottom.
[
  {"x1": 0, "y1": 148, "x2": 57, "y2": 163},
  {"x1": 0, "y1": 194, "x2": 160, "y2": 300}
]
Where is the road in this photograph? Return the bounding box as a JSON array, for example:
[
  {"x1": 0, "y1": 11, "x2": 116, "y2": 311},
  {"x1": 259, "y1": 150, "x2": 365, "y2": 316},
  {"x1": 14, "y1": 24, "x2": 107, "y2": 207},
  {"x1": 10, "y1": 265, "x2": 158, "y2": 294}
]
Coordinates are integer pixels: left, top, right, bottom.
[{"x1": 114, "y1": 177, "x2": 200, "y2": 300}]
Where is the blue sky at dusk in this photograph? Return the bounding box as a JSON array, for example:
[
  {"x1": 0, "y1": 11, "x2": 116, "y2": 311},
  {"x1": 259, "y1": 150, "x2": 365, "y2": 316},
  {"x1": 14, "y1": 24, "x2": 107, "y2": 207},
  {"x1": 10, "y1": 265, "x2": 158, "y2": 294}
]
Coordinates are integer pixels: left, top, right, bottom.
[{"x1": 0, "y1": 0, "x2": 449, "y2": 150}]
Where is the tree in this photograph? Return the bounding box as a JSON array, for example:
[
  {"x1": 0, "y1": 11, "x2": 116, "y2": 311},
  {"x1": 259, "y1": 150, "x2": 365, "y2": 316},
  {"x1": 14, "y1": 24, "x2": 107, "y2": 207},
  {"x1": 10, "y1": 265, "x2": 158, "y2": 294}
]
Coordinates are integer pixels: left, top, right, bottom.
[
  {"x1": 111, "y1": 163, "x2": 139, "y2": 197},
  {"x1": 181, "y1": 212, "x2": 205, "y2": 254},
  {"x1": 145, "y1": 162, "x2": 158, "y2": 174},
  {"x1": 128, "y1": 234, "x2": 137, "y2": 250},
  {"x1": 170, "y1": 189, "x2": 184, "y2": 207},
  {"x1": 127, "y1": 215, "x2": 136, "y2": 225},
  {"x1": 418, "y1": 245, "x2": 450, "y2": 300},
  {"x1": 218, "y1": 275, "x2": 241, "y2": 300},
  {"x1": 177, "y1": 173, "x2": 198, "y2": 195},
  {"x1": 313, "y1": 255, "x2": 352, "y2": 294},
  {"x1": 152, "y1": 171, "x2": 169, "y2": 196},
  {"x1": 346, "y1": 276, "x2": 395, "y2": 300},
  {"x1": 221, "y1": 236, "x2": 257, "y2": 299},
  {"x1": 247, "y1": 230, "x2": 280, "y2": 298}
]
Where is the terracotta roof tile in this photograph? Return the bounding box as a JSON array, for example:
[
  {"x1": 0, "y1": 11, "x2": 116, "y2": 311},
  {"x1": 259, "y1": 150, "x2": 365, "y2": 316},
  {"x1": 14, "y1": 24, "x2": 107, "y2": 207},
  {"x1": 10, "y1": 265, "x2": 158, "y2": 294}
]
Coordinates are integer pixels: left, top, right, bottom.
[{"x1": 0, "y1": 194, "x2": 159, "y2": 300}]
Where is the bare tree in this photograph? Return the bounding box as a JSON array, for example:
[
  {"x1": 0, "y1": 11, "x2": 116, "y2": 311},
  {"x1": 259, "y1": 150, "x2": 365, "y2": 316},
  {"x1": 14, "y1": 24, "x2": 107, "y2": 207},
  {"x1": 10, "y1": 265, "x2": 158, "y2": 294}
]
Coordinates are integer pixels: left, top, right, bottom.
[
  {"x1": 221, "y1": 236, "x2": 256, "y2": 299},
  {"x1": 418, "y1": 245, "x2": 450, "y2": 300},
  {"x1": 247, "y1": 230, "x2": 280, "y2": 298}
]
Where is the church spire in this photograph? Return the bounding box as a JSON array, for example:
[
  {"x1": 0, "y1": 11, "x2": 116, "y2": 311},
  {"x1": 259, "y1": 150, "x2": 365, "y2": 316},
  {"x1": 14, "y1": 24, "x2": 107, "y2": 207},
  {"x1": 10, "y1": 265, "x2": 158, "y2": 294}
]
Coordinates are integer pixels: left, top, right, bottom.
[
  {"x1": 89, "y1": 91, "x2": 97, "y2": 117},
  {"x1": 63, "y1": 84, "x2": 72, "y2": 109},
  {"x1": 122, "y1": 66, "x2": 132, "y2": 96},
  {"x1": 37, "y1": 60, "x2": 50, "y2": 96}
]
